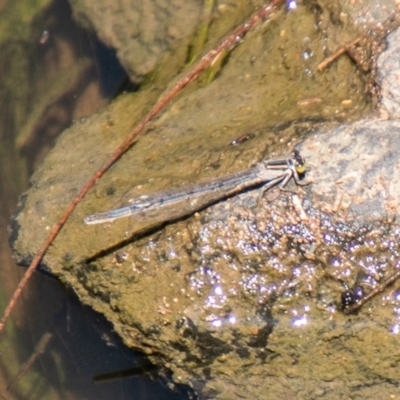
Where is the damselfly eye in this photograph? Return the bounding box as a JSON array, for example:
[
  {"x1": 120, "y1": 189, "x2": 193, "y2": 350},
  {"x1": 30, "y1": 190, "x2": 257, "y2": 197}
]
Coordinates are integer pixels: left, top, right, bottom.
[{"x1": 295, "y1": 164, "x2": 306, "y2": 175}]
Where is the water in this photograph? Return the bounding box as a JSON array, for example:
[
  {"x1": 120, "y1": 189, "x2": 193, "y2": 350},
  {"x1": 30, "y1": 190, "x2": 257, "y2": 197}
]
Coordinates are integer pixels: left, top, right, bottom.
[{"x1": 0, "y1": 0, "x2": 192, "y2": 398}]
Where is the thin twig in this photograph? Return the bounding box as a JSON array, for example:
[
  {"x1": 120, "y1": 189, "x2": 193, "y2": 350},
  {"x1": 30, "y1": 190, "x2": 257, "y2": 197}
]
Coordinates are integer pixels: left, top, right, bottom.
[
  {"x1": 317, "y1": 10, "x2": 400, "y2": 72},
  {"x1": 6, "y1": 332, "x2": 53, "y2": 391},
  {"x1": 317, "y1": 38, "x2": 360, "y2": 72},
  {"x1": 0, "y1": 0, "x2": 285, "y2": 335},
  {"x1": 343, "y1": 269, "x2": 400, "y2": 314}
]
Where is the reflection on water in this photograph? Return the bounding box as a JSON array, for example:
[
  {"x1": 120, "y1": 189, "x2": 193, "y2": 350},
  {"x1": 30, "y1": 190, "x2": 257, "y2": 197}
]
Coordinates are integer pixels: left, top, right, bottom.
[{"x1": 0, "y1": 0, "x2": 192, "y2": 398}]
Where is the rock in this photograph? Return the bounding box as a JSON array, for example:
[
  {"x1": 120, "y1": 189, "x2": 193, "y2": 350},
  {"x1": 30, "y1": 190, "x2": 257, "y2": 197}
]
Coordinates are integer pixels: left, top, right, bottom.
[{"x1": 11, "y1": 2, "x2": 400, "y2": 399}]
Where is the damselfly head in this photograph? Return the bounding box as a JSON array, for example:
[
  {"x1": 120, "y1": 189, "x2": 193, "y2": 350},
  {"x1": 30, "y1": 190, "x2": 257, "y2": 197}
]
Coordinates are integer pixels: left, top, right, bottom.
[{"x1": 293, "y1": 150, "x2": 306, "y2": 175}]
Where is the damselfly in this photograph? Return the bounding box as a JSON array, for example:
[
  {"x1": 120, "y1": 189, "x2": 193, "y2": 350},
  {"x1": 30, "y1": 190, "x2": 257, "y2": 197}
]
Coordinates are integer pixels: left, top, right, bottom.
[{"x1": 84, "y1": 150, "x2": 308, "y2": 225}]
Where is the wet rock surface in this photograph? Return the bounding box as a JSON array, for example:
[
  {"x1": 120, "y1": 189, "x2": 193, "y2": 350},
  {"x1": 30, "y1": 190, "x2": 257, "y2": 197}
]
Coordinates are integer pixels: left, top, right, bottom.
[{"x1": 10, "y1": 2, "x2": 400, "y2": 399}]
